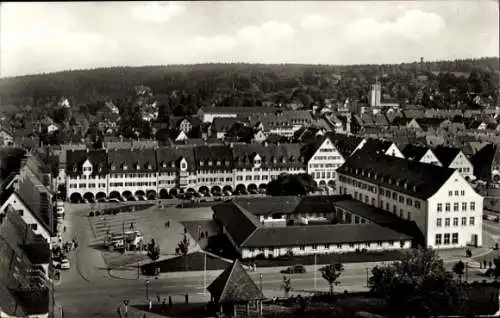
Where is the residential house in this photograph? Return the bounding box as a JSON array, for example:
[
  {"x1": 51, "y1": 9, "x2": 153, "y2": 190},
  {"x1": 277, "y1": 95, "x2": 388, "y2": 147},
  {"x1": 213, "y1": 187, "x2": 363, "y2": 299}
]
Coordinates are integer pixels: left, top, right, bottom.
[
  {"x1": 401, "y1": 144, "x2": 442, "y2": 166},
  {"x1": 0, "y1": 127, "x2": 14, "y2": 146},
  {"x1": 355, "y1": 138, "x2": 405, "y2": 158},
  {"x1": 433, "y1": 145, "x2": 475, "y2": 181},
  {"x1": 302, "y1": 135, "x2": 346, "y2": 187},
  {"x1": 336, "y1": 150, "x2": 483, "y2": 249},
  {"x1": 210, "y1": 118, "x2": 244, "y2": 140},
  {"x1": 169, "y1": 116, "x2": 202, "y2": 135}
]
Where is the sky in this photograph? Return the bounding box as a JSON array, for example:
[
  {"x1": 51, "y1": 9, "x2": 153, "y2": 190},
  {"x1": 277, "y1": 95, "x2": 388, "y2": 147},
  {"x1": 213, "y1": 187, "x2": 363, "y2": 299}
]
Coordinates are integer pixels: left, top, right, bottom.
[{"x1": 0, "y1": 1, "x2": 498, "y2": 77}]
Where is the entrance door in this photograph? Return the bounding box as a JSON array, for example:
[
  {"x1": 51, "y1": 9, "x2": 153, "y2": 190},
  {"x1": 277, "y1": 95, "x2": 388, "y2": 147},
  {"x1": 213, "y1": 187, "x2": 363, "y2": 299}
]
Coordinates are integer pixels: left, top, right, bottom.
[{"x1": 471, "y1": 234, "x2": 478, "y2": 247}]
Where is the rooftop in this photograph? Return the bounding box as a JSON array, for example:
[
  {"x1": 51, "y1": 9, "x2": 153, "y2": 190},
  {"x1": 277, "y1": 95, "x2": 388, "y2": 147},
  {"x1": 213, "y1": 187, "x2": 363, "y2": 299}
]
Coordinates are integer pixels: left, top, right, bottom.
[
  {"x1": 337, "y1": 149, "x2": 456, "y2": 199},
  {"x1": 432, "y1": 145, "x2": 462, "y2": 167}
]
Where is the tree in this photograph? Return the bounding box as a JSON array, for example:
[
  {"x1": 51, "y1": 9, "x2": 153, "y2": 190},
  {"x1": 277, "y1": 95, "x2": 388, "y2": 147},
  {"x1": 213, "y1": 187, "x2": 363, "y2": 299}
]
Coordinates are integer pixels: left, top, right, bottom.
[
  {"x1": 147, "y1": 239, "x2": 160, "y2": 261},
  {"x1": 369, "y1": 248, "x2": 465, "y2": 318},
  {"x1": 493, "y1": 258, "x2": 500, "y2": 281},
  {"x1": 267, "y1": 173, "x2": 318, "y2": 196},
  {"x1": 281, "y1": 275, "x2": 292, "y2": 298},
  {"x1": 319, "y1": 263, "x2": 344, "y2": 294},
  {"x1": 452, "y1": 260, "x2": 465, "y2": 283},
  {"x1": 177, "y1": 234, "x2": 190, "y2": 271}
]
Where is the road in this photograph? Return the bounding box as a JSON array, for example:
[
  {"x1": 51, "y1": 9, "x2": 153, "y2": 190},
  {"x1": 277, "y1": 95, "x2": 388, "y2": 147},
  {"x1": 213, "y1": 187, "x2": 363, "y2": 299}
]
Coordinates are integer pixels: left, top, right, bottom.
[{"x1": 55, "y1": 203, "x2": 498, "y2": 318}]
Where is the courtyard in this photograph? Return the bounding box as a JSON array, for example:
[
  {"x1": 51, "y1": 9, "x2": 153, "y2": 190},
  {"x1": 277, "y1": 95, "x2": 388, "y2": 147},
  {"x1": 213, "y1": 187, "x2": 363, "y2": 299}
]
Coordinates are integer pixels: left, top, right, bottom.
[{"x1": 86, "y1": 204, "x2": 215, "y2": 268}]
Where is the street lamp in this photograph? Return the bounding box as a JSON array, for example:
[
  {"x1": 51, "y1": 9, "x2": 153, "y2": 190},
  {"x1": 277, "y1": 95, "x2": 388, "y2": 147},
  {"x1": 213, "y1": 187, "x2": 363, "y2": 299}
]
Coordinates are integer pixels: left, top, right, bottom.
[
  {"x1": 145, "y1": 280, "x2": 150, "y2": 300},
  {"x1": 259, "y1": 273, "x2": 263, "y2": 292}
]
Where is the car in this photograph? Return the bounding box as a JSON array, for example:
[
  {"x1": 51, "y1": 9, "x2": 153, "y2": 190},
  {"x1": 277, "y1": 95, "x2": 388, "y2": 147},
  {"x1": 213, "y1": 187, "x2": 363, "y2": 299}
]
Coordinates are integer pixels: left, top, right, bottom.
[
  {"x1": 280, "y1": 265, "x2": 306, "y2": 274},
  {"x1": 60, "y1": 259, "x2": 71, "y2": 270},
  {"x1": 108, "y1": 198, "x2": 120, "y2": 203}
]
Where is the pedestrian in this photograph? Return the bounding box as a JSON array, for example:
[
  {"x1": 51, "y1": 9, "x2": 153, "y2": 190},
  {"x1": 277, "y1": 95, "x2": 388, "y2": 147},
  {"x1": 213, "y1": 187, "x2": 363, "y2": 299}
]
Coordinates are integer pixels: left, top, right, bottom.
[
  {"x1": 169, "y1": 296, "x2": 172, "y2": 307},
  {"x1": 205, "y1": 231, "x2": 208, "y2": 238},
  {"x1": 74, "y1": 241, "x2": 78, "y2": 249},
  {"x1": 63, "y1": 226, "x2": 66, "y2": 233},
  {"x1": 161, "y1": 299, "x2": 167, "y2": 313},
  {"x1": 117, "y1": 306, "x2": 122, "y2": 318},
  {"x1": 148, "y1": 299, "x2": 152, "y2": 311},
  {"x1": 489, "y1": 260, "x2": 493, "y2": 268},
  {"x1": 130, "y1": 222, "x2": 134, "y2": 230},
  {"x1": 156, "y1": 293, "x2": 160, "y2": 304},
  {"x1": 484, "y1": 260, "x2": 488, "y2": 268}
]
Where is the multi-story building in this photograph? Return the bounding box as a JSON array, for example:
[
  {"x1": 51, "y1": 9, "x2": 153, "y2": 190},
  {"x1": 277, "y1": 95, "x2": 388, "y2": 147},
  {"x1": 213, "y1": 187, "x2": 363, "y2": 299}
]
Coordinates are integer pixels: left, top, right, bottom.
[
  {"x1": 65, "y1": 143, "x2": 306, "y2": 201},
  {"x1": 198, "y1": 107, "x2": 280, "y2": 123},
  {"x1": 336, "y1": 150, "x2": 483, "y2": 249},
  {"x1": 401, "y1": 144, "x2": 442, "y2": 166}
]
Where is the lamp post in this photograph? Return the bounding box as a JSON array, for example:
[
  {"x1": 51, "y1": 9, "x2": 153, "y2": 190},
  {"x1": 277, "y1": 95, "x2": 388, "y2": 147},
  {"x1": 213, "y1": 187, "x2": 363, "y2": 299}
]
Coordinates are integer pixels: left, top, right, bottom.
[
  {"x1": 259, "y1": 273, "x2": 263, "y2": 292},
  {"x1": 145, "y1": 280, "x2": 150, "y2": 300},
  {"x1": 366, "y1": 268, "x2": 369, "y2": 287},
  {"x1": 314, "y1": 253, "x2": 317, "y2": 291}
]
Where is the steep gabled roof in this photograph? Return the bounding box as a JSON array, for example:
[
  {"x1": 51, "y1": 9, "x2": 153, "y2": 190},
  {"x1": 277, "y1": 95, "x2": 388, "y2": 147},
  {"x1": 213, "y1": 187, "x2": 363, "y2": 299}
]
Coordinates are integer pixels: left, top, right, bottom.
[
  {"x1": 207, "y1": 260, "x2": 264, "y2": 303},
  {"x1": 433, "y1": 145, "x2": 462, "y2": 167},
  {"x1": 212, "y1": 201, "x2": 260, "y2": 246},
  {"x1": 65, "y1": 149, "x2": 108, "y2": 176},
  {"x1": 402, "y1": 144, "x2": 430, "y2": 161}
]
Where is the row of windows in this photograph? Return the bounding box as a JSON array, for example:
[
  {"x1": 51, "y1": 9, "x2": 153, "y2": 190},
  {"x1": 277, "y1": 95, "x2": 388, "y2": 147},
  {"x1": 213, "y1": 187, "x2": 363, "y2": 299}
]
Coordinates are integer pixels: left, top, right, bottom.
[
  {"x1": 309, "y1": 163, "x2": 342, "y2": 169},
  {"x1": 236, "y1": 175, "x2": 274, "y2": 181},
  {"x1": 69, "y1": 183, "x2": 107, "y2": 189},
  {"x1": 108, "y1": 173, "x2": 157, "y2": 179},
  {"x1": 379, "y1": 200, "x2": 413, "y2": 220},
  {"x1": 380, "y1": 188, "x2": 421, "y2": 209},
  {"x1": 70, "y1": 175, "x2": 106, "y2": 180},
  {"x1": 247, "y1": 240, "x2": 406, "y2": 252},
  {"x1": 198, "y1": 177, "x2": 233, "y2": 183},
  {"x1": 346, "y1": 178, "x2": 378, "y2": 194},
  {"x1": 436, "y1": 217, "x2": 475, "y2": 227},
  {"x1": 158, "y1": 180, "x2": 176, "y2": 185},
  {"x1": 457, "y1": 167, "x2": 471, "y2": 173},
  {"x1": 318, "y1": 148, "x2": 337, "y2": 153},
  {"x1": 448, "y1": 190, "x2": 466, "y2": 197},
  {"x1": 124, "y1": 182, "x2": 156, "y2": 187},
  {"x1": 437, "y1": 202, "x2": 475, "y2": 212},
  {"x1": 435, "y1": 233, "x2": 459, "y2": 245},
  {"x1": 314, "y1": 171, "x2": 336, "y2": 180},
  {"x1": 312, "y1": 155, "x2": 342, "y2": 161}
]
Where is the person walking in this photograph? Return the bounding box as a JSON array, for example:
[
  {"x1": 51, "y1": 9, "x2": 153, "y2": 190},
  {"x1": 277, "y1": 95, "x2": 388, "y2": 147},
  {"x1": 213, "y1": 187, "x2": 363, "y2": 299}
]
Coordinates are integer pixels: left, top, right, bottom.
[{"x1": 148, "y1": 299, "x2": 152, "y2": 311}]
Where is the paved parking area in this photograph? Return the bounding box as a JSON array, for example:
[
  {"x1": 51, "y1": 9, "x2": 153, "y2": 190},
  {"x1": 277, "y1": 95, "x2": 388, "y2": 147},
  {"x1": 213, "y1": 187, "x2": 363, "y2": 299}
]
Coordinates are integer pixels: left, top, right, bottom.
[{"x1": 87, "y1": 205, "x2": 214, "y2": 267}]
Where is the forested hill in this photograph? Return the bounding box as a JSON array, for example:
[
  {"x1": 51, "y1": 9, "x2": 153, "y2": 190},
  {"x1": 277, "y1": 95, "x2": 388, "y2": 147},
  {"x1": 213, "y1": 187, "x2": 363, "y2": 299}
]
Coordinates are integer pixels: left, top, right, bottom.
[{"x1": 0, "y1": 57, "x2": 498, "y2": 110}]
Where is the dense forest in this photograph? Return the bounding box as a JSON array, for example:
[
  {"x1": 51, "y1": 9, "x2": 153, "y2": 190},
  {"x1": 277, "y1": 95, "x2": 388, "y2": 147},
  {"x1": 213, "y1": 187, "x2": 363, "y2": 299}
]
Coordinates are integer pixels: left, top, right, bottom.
[{"x1": 0, "y1": 58, "x2": 498, "y2": 119}]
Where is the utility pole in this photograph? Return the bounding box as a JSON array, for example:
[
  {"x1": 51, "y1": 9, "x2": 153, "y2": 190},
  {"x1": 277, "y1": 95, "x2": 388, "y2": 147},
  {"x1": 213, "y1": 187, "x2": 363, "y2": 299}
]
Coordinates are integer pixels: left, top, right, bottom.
[{"x1": 366, "y1": 268, "x2": 369, "y2": 287}]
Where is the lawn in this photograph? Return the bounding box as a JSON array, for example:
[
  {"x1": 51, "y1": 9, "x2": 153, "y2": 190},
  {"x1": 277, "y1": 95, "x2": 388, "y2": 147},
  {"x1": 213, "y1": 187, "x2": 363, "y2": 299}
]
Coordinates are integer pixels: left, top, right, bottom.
[
  {"x1": 141, "y1": 251, "x2": 231, "y2": 274},
  {"x1": 243, "y1": 250, "x2": 405, "y2": 268},
  {"x1": 133, "y1": 302, "x2": 207, "y2": 318}
]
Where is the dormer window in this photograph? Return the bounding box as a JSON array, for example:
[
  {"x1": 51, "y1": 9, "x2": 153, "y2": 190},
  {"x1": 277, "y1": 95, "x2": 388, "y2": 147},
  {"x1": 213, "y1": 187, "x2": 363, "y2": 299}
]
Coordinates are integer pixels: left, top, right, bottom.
[
  {"x1": 162, "y1": 161, "x2": 166, "y2": 168},
  {"x1": 171, "y1": 162, "x2": 175, "y2": 168},
  {"x1": 281, "y1": 157, "x2": 286, "y2": 163},
  {"x1": 123, "y1": 164, "x2": 128, "y2": 171},
  {"x1": 147, "y1": 163, "x2": 152, "y2": 170},
  {"x1": 136, "y1": 163, "x2": 140, "y2": 170},
  {"x1": 208, "y1": 161, "x2": 212, "y2": 166},
  {"x1": 273, "y1": 157, "x2": 277, "y2": 164},
  {"x1": 111, "y1": 164, "x2": 116, "y2": 171},
  {"x1": 73, "y1": 165, "x2": 77, "y2": 173},
  {"x1": 217, "y1": 160, "x2": 221, "y2": 166},
  {"x1": 225, "y1": 160, "x2": 229, "y2": 166},
  {"x1": 200, "y1": 161, "x2": 204, "y2": 166}
]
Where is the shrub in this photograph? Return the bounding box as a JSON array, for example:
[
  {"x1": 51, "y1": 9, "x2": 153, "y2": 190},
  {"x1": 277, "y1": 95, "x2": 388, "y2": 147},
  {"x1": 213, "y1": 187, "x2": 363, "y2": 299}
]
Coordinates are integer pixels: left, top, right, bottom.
[
  {"x1": 94, "y1": 211, "x2": 101, "y2": 216},
  {"x1": 255, "y1": 253, "x2": 266, "y2": 260},
  {"x1": 88, "y1": 211, "x2": 95, "y2": 217}
]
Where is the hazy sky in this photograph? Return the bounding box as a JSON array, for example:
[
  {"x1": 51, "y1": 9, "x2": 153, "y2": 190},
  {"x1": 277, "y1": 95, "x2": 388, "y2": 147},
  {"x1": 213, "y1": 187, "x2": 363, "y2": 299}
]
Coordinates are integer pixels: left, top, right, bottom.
[{"x1": 1, "y1": 1, "x2": 498, "y2": 77}]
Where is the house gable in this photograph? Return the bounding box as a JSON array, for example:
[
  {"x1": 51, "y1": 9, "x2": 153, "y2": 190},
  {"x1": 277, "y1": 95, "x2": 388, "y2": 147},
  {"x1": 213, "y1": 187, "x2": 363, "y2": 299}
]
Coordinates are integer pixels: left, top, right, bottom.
[
  {"x1": 449, "y1": 151, "x2": 473, "y2": 170},
  {"x1": 421, "y1": 149, "x2": 442, "y2": 166},
  {"x1": 385, "y1": 143, "x2": 405, "y2": 159}
]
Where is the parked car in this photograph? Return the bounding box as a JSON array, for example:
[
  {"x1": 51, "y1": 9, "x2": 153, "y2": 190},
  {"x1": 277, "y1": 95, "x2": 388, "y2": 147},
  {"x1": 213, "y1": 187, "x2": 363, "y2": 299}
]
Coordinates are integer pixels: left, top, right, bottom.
[
  {"x1": 60, "y1": 259, "x2": 71, "y2": 270},
  {"x1": 280, "y1": 265, "x2": 306, "y2": 274}
]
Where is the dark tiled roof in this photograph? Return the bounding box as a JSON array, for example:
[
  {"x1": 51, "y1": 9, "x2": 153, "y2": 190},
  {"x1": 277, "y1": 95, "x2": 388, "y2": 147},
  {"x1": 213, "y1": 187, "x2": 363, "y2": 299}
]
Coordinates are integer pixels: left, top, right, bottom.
[
  {"x1": 391, "y1": 117, "x2": 412, "y2": 126},
  {"x1": 403, "y1": 109, "x2": 425, "y2": 119},
  {"x1": 232, "y1": 196, "x2": 302, "y2": 216},
  {"x1": 156, "y1": 146, "x2": 196, "y2": 172},
  {"x1": 241, "y1": 223, "x2": 412, "y2": 248},
  {"x1": 324, "y1": 132, "x2": 364, "y2": 157},
  {"x1": 231, "y1": 143, "x2": 304, "y2": 170},
  {"x1": 212, "y1": 201, "x2": 260, "y2": 246},
  {"x1": 415, "y1": 118, "x2": 445, "y2": 129},
  {"x1": 107, "y1": 148, "x2": 157, "y2": 173},
  {"x1": 357, "y1": 138, "x2": 393, "y2": 155},
  {"x1": 66, "y1": 149, "x2": 108, "y2": 176},
  {"x1": 332, "y1": 199, "x2": 425, "y2": 244},
  {"x1": 337, "y1": 150, "x2": 455, "y2": 199},
  {"x1": 211, "y1": 118, "x2": 244, "y2": 132},
  {"x1": 401, "y1": 144, "x2": 430, "y2": 161},
  {"x1": 194, "y1": 145, "x2": 233, "y2": 170},
  {"x1": 207, "y1": 260, "x2": 264, "y2": 303},
  {"x1": 293, "y1": 195, "x2": 353, "y2": 216},
  {"x1": 433, "y1": 145, "x2": 461, "y2": 167},
  {"x1": 199, "y1": 107, "x2": 281, "y2": 115},
  {"x1": 471, "y1": 143, "x2": 497, "y2": 179}
]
